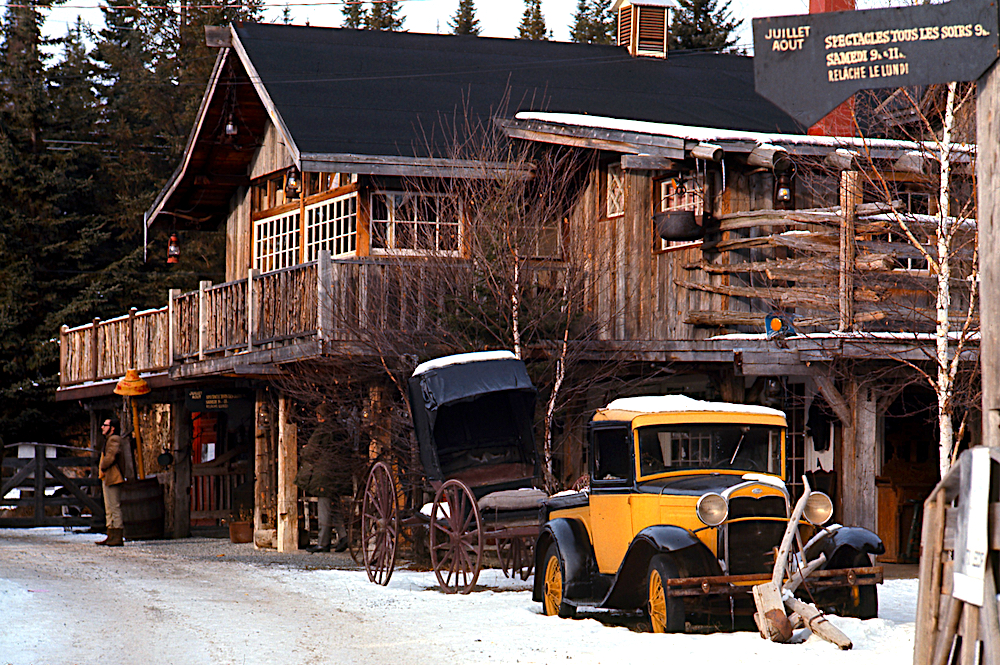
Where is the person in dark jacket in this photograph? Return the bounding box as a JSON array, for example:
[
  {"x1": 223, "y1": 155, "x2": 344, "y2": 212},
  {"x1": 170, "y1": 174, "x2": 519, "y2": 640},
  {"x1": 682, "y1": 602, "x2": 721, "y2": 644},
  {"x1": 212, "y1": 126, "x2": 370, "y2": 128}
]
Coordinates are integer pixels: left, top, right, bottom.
[
  {"x1": 296, "y1": 407, "x2": 347, "y2": 553},
  {"x1": 97, "y1": 418, "x2": 126, "y2": 547}
]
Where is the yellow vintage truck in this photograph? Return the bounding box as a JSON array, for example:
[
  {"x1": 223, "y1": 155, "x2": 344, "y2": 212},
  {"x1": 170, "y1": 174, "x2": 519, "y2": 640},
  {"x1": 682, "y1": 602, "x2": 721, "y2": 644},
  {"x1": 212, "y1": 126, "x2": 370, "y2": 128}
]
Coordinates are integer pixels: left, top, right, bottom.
[{"x1": 533, "y1": 395, "x2": 883, "y2": 632}]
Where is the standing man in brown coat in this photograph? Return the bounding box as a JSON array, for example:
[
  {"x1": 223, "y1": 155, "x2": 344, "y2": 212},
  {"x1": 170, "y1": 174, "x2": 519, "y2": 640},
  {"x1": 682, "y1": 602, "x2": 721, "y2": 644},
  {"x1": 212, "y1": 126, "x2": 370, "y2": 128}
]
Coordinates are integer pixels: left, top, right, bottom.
[{"x1": 97, "y1": 418, "x2": 126, "y2": 547}]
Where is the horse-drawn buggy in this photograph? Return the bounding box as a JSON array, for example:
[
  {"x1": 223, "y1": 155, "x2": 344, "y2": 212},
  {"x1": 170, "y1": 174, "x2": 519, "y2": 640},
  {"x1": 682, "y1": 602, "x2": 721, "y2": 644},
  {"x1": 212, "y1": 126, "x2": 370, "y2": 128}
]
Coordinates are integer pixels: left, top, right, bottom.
[{"x1": 357, "y1": 351, "x2": 547, "y2": 593}]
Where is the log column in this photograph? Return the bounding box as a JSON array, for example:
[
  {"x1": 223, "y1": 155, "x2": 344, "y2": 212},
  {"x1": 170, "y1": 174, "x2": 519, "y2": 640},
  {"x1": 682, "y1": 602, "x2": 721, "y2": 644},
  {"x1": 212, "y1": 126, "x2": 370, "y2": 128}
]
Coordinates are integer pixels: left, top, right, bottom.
[
  {"x1": 254, "y1": 388, "x2": 277, "y2": 547},
  {"x1": 276, "y1": 394, "x2": 298, "y2": 552},
  {"x1": 978, "y1": 62, "x2": 1000, "y2": 449}
]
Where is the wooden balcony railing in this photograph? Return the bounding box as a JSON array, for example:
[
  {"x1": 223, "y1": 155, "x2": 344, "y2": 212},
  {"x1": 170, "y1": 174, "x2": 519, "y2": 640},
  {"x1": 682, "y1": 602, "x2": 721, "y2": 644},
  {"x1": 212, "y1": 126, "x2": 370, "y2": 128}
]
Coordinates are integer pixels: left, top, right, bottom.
[{"x1": 60, "y1": 307, "x2": 170, "y2": 386}]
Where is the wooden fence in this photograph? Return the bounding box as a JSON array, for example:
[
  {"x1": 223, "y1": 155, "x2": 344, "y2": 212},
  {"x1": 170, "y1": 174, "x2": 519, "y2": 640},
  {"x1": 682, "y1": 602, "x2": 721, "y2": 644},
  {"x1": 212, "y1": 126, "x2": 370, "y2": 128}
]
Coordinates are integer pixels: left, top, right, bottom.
[{"x1": 0, "y1": 443, "x2": 104, "y2": 528}]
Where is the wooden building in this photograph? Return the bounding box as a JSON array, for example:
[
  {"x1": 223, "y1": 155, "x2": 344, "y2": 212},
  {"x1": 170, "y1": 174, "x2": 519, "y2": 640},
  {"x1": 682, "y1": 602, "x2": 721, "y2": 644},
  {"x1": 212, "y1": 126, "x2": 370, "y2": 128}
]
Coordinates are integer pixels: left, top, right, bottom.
[{"x1": 56, "y1": 18, "x2": 977, "y2": 560}]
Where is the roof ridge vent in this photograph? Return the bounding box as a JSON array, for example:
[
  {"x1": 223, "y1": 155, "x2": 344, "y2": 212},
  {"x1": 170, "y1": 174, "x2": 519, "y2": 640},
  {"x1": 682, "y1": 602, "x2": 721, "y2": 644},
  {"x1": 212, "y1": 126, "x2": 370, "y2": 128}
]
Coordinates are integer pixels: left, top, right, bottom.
[{"x1": 613, "y1": 0, "x2": 675, "y2": 59}]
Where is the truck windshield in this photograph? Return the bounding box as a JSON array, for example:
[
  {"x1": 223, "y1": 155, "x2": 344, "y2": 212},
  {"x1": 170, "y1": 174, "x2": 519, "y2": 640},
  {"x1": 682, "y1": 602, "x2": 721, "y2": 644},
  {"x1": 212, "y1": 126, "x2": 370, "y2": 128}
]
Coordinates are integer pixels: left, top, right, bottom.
[{"x1": 636, "y1": 423, "x2": 783, "y2": 477}]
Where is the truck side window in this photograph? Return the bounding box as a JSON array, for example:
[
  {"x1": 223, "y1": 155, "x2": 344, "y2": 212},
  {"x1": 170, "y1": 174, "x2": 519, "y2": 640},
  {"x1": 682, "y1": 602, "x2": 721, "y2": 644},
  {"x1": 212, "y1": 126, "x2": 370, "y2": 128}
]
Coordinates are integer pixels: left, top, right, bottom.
[{"x1": 592, "y1": 425, "x2": 632, "y2": 483}]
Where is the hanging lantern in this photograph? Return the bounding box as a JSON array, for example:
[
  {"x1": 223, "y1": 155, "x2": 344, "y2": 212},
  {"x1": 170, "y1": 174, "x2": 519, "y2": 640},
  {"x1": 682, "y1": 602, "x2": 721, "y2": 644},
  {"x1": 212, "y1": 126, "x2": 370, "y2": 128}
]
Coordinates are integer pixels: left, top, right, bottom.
[
  {"x1": 225, "y1": 113, "x2": 237, "y2": 137},
  {"x1": 167, "y1": 233, "x2": 180, "y2": 264},
  {"x1": 285, "y1": 167, "x2": 300, "y2": 199}
]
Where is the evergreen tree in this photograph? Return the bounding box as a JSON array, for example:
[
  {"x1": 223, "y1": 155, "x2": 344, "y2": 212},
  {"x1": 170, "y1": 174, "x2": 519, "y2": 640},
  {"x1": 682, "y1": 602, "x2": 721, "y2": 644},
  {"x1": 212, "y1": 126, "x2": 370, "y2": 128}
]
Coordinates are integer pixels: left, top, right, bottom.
[
  {"x1": 367, "y1": 1, "x2": 404, "y2": 31},
  {"x1": 669, "y1": 0, "x2": 740, "y2": 52},
  {"x1": 342, "y1": 1, "x2": 366, "y2": 29},
  {"x1": 569, "y1": 0, "x2": 614, "y2": 45},
  {"x1": 281, "y1": 4, "x2": 292, "y2": 24},
  {"x1": 449, "y1": 0, "x2": 480, "y2": 36},
  {"x1": 518, "y1": 0, "x2": 547, "y2": 40}
]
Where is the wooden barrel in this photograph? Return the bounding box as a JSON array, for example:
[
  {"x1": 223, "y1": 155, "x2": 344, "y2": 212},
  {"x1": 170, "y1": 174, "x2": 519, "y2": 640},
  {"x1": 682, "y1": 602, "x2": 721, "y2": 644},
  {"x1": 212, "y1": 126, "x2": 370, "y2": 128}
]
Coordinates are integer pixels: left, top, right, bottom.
[{"x1": 121, "y1": 478, "x2": 165, "y2": 540}]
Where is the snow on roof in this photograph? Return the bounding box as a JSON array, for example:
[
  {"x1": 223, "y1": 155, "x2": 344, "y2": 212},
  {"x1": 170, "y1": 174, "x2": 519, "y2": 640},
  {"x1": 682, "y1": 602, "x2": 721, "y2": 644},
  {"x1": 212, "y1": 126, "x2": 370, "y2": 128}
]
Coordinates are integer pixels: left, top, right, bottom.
[
  {"x1": 707, "y1": 331, "x2": 980, "y2": 342},
  {"x1": 412, "y1": 350, "x2": 517, "y2": 377},
  {"x1": 514, "y1": 111, "x2": 976, "y2": 156},
  {"x1": 602, "y1": 395, "x2": 785, "y2": 418}
]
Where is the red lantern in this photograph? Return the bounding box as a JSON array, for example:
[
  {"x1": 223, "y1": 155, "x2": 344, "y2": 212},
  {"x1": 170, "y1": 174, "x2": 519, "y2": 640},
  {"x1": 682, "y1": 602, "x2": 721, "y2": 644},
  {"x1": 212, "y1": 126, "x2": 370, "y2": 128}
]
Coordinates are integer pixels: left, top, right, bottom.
[{"x1": 167, "y1": 233, "x2": 180, "y2": 264}]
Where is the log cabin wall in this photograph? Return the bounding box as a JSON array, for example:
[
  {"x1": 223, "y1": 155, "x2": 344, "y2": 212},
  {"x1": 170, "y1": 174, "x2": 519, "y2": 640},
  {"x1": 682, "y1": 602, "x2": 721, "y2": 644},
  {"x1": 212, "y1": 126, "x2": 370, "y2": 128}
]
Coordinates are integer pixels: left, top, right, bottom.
[{"x1": 570, "y1": 160, "x2": 784, "y2": 343}]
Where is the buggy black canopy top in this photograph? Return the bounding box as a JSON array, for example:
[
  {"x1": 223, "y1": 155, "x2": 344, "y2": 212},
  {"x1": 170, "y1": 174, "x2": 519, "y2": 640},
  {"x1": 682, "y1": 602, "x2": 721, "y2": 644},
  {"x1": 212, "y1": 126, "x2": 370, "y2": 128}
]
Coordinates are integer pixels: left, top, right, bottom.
[{"x1": 408, "y1": 351, "x2": 538, "y2": 489}]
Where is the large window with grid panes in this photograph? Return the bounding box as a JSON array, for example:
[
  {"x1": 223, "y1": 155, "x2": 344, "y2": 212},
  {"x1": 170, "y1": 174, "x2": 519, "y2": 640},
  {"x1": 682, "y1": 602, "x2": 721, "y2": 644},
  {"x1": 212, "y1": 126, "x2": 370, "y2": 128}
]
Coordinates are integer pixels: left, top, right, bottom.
[
  {"x1": 369, "y1": 191, "x2": 460, "y2": 255},
  {"x1": 251, "y1": 171, "x2": 359, "y2": 270}
]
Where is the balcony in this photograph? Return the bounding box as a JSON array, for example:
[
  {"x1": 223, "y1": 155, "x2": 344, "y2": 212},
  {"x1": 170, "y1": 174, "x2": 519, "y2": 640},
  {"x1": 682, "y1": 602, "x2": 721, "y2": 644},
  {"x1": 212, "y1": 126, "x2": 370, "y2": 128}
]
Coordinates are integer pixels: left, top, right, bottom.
[{"x1": 58, "y1": 253, "x2": 469, "y2": 388}]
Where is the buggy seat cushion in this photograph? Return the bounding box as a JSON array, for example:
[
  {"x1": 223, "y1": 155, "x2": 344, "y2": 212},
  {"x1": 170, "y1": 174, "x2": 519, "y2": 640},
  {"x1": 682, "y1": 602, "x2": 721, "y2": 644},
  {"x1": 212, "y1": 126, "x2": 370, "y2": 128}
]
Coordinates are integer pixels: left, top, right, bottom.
[{"x1": 477, "y1": 488, "x2": 548, "y2": 511}]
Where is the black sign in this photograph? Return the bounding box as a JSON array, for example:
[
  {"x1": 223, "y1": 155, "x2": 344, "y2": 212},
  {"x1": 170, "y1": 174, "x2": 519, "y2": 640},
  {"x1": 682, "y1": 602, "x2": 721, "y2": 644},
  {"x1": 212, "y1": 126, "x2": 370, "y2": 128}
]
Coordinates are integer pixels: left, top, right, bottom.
[
  {"x1": 753, "y1": 0, "x2": 999, "y2": 127},
  {"x1": 186, "y1": 389, "x2": 250, "y2": 412}
]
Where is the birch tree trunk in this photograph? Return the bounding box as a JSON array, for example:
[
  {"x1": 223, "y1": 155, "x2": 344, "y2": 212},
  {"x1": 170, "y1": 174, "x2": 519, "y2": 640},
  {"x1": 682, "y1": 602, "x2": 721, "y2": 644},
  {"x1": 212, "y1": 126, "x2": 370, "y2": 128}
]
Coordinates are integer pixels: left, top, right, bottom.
[{"x1": 936, "y1": 82, "x2": 956, "y2": 479}]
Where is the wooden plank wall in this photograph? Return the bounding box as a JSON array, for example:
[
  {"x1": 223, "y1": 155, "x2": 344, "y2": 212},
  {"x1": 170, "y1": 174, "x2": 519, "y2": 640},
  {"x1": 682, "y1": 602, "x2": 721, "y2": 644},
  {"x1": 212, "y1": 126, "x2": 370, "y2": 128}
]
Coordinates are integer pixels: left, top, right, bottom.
[{"x1": 226, "y1": 121, "x2": 293, "y2": 281}]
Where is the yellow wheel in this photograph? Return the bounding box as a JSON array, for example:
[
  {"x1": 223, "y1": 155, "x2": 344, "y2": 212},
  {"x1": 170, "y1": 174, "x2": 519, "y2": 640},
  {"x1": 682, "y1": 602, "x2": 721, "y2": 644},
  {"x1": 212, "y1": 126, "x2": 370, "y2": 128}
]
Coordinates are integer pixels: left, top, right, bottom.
[
  {"x1": 647, "y1": 555, "x2": 684, "y2": 633},
  {"x1": 542, "y1": 544, "x2": 575, "y2": 618}
]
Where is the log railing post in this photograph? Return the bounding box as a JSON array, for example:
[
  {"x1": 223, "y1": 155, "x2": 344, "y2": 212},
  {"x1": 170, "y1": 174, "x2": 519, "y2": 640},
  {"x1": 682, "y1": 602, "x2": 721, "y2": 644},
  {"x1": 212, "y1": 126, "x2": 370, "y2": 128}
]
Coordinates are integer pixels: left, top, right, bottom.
[
  {"x1": 91, "y1": 317, "x2": 100, "y2": 381},
  {"x1": 167, "y1": 289, "x2": 180, "y2": 365},
  {"x1": 198, "y1": 280, "x2": 212, "y2": 361},
  {"x1": 247, "y1": 269, "x2": 258, "y2": 353},
  {"x1": 128, "y1": 306, "x2": 137, "y2": 369},
  {"x1": 317, "y1": 250, "x2": 331, "y2": 341},
  {"x1": 59, "y1": 325, "x2": 68, "y2": 387}
]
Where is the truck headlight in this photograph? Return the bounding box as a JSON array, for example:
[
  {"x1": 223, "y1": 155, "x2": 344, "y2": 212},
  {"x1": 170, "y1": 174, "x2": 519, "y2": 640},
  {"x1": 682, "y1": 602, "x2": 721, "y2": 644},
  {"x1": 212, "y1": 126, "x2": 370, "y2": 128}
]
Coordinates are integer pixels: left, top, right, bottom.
[
  {"x1": 696, "y1": 493, "x2": 728, "y2": 527},
  {"x1": 803, "y1": 492, "x2": 833, "y2": 526}
]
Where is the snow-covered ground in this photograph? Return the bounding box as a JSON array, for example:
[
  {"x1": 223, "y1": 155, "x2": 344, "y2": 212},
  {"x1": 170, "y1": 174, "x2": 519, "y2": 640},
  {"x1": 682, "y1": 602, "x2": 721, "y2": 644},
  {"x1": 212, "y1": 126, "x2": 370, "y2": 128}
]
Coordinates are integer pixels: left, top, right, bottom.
[{"x1": 0, "y1": 528, "x2": 917, "y2": 665}]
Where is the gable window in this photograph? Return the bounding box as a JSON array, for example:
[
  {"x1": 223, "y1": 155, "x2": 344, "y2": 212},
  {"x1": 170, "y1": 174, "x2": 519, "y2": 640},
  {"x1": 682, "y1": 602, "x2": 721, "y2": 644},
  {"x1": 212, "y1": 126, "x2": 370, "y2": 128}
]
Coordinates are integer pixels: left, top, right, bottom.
[
  {"x1": 254, "y1": 210, "x2": 301, "y2": 271},
  {"x1": 370, "y1": 191, "x2": 460, "y2": 254},
  {"x1": 305, "y1": 191, "x2": 358, "y2": 260},
  {"x1": 607, "y1": 163, "x2": 625, "y2": 218}
]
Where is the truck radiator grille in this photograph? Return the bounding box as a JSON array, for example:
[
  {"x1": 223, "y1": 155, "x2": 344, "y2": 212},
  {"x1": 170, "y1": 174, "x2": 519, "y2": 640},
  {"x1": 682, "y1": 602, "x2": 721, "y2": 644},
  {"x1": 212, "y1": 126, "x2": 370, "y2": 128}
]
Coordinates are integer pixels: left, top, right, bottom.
[{"x1": 725, "y1": 520, "x2": 788, "y2": 575}]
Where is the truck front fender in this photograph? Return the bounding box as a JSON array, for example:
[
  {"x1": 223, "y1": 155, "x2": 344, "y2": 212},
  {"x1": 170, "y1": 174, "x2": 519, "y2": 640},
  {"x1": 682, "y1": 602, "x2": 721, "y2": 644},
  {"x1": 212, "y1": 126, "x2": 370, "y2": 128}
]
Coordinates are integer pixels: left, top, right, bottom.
[
  {"x1": 805, "y1": 525, "x2": 885, "y2": 569},
  {"x1": 601, "y1": 525, "x2": 723, "y2": 610},
  {"x1": 533, "y1": 518, "x2": 597, "y2": 602}
]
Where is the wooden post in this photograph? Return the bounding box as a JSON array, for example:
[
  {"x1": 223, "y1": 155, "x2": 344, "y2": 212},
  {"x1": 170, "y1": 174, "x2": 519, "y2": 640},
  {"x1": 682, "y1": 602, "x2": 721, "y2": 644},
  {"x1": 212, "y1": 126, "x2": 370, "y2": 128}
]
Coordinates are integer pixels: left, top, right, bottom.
[
  {"x1": 59, "y1": 325, "x2": 68, "y2": 387},
  {"x1": 317, "y1": 249, "x2": 331, "y2": 341},
  {"x1": 171, "y1": 399, "x2": 191, "y2": 538},
  {"x1": 978, "y1": 62, "x2": 1000, "y2": 449},
  {"x1": 276, "y1": 394, "x2": 298, "y2": 552},
  {"x1": 168, "y1": 289, "x2": 180, "y2": 365},
  {"x1": 198, "y1": 280, "x2": 211, "y2": 361},
  {"x1": 247, "y1": 269, "x2": 258, "y2": 353},
  {"x1": 127, "y1": 306, "x2": 137, "y2": 369},
  {"x1": 91, "y1": 317, "x2": 100, "y2": 381},
  {"x1": 851, "y1": 382, "x2": 878, "y2": 533},
  {"x1": 839, "y1": 171, "x2": 861, "y2": 331}
]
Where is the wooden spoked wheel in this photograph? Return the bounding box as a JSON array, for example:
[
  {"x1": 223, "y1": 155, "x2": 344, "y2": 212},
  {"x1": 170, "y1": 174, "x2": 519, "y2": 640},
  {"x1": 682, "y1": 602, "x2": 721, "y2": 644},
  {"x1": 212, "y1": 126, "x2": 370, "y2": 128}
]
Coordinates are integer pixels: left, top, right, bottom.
[
  {"x1": 429, "y1": 479, "x2": 483, "y2": 594},
  {"x1": 497, "y1": 536, "x2": 534, "y2": 581},
  {"x1": 361, "y1": 461, "x2": 399, "y2": 586}
]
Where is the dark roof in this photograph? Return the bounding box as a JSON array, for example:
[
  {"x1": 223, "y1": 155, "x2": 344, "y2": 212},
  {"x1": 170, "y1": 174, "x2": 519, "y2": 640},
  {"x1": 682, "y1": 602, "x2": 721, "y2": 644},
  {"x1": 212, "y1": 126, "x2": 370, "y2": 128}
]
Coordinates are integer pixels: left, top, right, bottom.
[{"x1": 234, "y1": 23, "x2": 803, "y2": 159}]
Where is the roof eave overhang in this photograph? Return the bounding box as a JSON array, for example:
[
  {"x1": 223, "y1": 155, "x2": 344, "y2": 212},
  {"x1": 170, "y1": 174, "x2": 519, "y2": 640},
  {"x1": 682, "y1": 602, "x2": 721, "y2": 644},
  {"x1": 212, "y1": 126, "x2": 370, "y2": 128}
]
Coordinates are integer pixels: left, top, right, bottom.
[
  {"x1": 145, "y1": 47, "x2": 230, "y2": 229},
  {"x1": 145, "y1": 24, "x2": 303, "y2": 230},
  {"x1": 300, "y1": 152, "x2": 531, "y2": 179}
]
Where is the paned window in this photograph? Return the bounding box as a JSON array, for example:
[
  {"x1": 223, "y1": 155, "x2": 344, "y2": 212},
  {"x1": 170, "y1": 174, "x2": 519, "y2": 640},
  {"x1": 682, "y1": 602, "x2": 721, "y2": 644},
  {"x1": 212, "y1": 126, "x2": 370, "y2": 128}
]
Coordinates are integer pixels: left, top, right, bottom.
[
  {"x1": 254, "y1": 210, "x2": 300, "y2": 271},
  {"x1": 370, "y1": 192, "x2": 459, "y2": 254},
  {"x1": 305, "y1": 192, "x2": 358, "y2": 260},
  {"x1": 607, "y1": 163, "x2": 624, "y2": 218}
]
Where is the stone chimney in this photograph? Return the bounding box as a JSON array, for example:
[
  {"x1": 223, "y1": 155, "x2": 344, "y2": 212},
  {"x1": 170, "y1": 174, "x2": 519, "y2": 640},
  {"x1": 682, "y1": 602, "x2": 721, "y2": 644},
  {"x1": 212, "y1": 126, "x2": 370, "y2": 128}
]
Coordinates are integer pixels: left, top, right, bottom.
[
  {"x1": 613, "y1": 0, "x2": 677, "y2": 59},
  {"x1": 808, "y1": 0, "x2": 856, "y2": 136}
]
